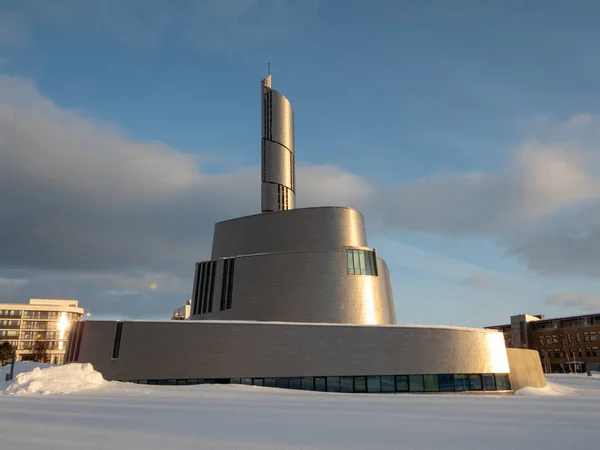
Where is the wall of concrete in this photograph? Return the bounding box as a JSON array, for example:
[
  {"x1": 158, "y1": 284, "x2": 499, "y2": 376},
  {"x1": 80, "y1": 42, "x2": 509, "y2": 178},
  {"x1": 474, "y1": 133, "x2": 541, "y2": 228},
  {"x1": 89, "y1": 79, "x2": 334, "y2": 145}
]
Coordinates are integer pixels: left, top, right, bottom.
[
  {"x1": 506, "y1": 348, "x2": 547, "y2": 390},
  {"x1": 69, "y1": 320, "x2": 510, "y2": 382}
]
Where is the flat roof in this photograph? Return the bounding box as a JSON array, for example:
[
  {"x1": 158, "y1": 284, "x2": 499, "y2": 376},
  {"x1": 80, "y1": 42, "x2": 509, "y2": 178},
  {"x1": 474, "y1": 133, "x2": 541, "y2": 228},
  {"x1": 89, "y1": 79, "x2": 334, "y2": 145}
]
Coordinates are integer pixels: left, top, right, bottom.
[
  {"x1": 84, "y1": 319, "x2": 500, "y2": 334},
  {"x1": 487, "y1": 311, "x2": 600, "y2": 329}
]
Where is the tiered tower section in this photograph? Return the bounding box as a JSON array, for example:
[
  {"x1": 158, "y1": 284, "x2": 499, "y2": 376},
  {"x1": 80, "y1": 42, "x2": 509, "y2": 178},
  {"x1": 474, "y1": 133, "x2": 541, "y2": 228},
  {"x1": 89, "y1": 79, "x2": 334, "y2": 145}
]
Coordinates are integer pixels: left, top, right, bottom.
[{"x1": 261, "y1": 75, "x2": 295, "y2": 212}]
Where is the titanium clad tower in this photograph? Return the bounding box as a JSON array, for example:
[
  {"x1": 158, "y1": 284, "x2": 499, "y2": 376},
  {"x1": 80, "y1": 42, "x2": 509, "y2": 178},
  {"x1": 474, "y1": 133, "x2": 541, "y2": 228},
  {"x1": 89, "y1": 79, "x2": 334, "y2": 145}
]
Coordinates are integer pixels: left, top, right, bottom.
[
  {"x1": 261, "y1": 74, "x2": 295, "y2": 212},
  {"x1": 188, "y1": 74, "x2": 396, "y2": 325}
]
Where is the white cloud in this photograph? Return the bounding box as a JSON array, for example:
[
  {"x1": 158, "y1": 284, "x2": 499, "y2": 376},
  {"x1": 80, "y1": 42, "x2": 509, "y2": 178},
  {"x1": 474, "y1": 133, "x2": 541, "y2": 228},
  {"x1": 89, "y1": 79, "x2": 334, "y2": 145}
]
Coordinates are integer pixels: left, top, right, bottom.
[
  {"x1": 462, "y1": 272, "x2": 498, "y2": 289},
  {"x1": 0, "y1": 75, "x2": 368, "y2": 316},
  {"x1": 546, "y1": 292, "x2": 600, "y2": 312},
  {"x1": 2, "y1": 73, "x2": 600, "y2": 316},
  {"x1": 372, "y1": 134, "x2": 600, "y2": 236}
]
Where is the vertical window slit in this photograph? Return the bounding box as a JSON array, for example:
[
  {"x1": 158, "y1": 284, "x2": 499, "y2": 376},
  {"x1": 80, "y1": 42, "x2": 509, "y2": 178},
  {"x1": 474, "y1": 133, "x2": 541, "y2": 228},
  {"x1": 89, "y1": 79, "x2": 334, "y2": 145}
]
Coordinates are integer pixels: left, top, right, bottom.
[
  {"x1": 207, "y1": 261, "x2": 217, "y2": 313},
  {"x1": 112, "y1": 322, "x2": 123, "y2": 359},
  {"x1": 226, "y1": 258, "x2": 235, "y2": 310},
  {"x1": 220, "y1": 259, "x2": 229, "y2": 311}
]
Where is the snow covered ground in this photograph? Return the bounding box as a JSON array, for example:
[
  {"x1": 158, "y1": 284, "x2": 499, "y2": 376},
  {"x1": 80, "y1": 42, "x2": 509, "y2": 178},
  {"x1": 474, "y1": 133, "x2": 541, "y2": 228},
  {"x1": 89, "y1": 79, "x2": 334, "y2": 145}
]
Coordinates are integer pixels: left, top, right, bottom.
[{"x1": 1, "y1": 364, "x2": 599, "y2": 449}]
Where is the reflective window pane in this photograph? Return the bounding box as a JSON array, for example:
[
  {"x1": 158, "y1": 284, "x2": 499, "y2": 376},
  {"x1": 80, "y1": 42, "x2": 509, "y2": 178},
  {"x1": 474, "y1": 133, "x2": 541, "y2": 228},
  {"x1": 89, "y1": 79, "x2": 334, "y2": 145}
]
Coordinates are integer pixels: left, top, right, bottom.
[
  {"x1": 347, "y1": 250, "x2": 354, "y2": 275},
  {"x1": 364, "y1": 251, "x2": 372, "y2": 275},
  {"x1": 253, "y1": 378, "x2": 264, "y2": 386},
  {"x1": 438, "y1": 374, "x2": 455, "y2": 392},
  {"x1": 289, "y1": 377, "x2": 302, "y2": 390},
  {"x1": 327, "y1": 376, "x2": 340, "y2": 392},
  {"x1": 409, "y1": 375, "x2": 424, "y2": 392},
  {"x1": 423, "y1": 375, "x2": 439, "y2": 392},
  {"x1": 482, "y1": 374, "x2": 496, "y2": 391},
  {"x1": 353, "y1": 251, "x2": 360, "y2": 275},
  {"x1": 495, "y1": 374, "x2": 511, "y2": 390},
  {"x1": 454, "y1": 374, "x2": 469, "y2": 391},
  {"x1": 358, "y1": 251, "x2": 366, "y2": 275},
  {"x1": 301, "y1": 377, "x2": 314, "y2": 391},
  {"x1": 354, "y1": 376, "x2": 366, "y2": 393},
  {"x1": 395, "y1": 375, "x2": 409, "y2": 392},
  {"x1": 381, "y1": 375, "x2": 394, "y2": 392},
  {"x1": 315, "y1": 377, "x2": 327, "y2": 392},
  {"x1": 367, "y1": 376, "x2": 381, "y2": 393},
  {"x1": 469, "y1": 374, "x2": 483, "y2": 390},
  {"x1": 241, "y1": 378, "x2": 252, "y2": 385},
  {"x1": 277, "y1": 378, "x2": 289, "y2": 389},
  {"x1": 264, "y1": 377, "x2": 276, "y2": 388},
  {"x1": 340, "y1": 376, "x2": 354, "y2": 393}
]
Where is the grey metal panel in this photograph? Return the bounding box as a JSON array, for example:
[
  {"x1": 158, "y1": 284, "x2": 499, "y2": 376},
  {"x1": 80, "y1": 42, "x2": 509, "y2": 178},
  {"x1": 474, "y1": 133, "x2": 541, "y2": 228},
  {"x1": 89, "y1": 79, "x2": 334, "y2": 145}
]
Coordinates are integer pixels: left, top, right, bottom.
[
  {"x1": 261, "y1": 183, "x2": 279, "y2": 215},
  {"x1": 73, "y1": 320, "x2": 510, "y2": 382},
  {"x1": 193, "y1": 251, "x2": 396, "y2": 325},
  {"x1": 211, "y1": 207, "x2": 368, "y2": 259},
  {"x1": 261, "y1": 75, "x2": 295, "y2": 212},
  {"x1": 268, "y1": 89, "x2": 294, "y2": 153},
  {"x1": 264, "y1": 141, "x2": 293, "y2": 188},
  {"x1": 71, "y1": 320, "x2": 119, "y2": 378},
  {"x1": 284, "y1": 186, "x2": 295, "y2": 210}
]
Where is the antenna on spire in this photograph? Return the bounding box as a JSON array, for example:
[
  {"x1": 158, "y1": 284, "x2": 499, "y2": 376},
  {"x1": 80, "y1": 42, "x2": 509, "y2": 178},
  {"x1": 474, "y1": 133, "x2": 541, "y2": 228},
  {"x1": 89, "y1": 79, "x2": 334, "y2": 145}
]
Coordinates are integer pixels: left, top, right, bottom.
[{"x1": 268, "y1": 62, "x2": 271, "y2": 76}]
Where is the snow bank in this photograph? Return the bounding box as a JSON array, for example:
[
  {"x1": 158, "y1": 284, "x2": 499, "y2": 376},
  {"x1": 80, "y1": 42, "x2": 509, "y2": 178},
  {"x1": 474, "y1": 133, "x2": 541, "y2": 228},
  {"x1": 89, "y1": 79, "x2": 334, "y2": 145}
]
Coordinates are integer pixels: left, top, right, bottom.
[
  {"x1": 0, "y1": 361, "x2": 54, "y2": 382},
  {"x1": 3, "y1": 363, "x2": 107, "y2": 395},
  {"x1": 515, "y1": 381, "x2": 576, "y2": 396}
]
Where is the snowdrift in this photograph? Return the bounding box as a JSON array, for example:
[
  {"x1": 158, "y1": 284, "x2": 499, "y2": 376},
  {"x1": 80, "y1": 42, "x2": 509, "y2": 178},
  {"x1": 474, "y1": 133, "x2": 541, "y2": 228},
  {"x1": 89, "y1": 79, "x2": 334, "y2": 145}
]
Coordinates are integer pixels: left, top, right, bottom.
[
  {"x1": 515, "y1": 382, "x2": 575, "y2": 396},
  {"x1": 0, "y1": 361, "x2": 54, "y2": 381},
  {"x1": 3, "y1": 363, "x2": 107, "y2": 395}
]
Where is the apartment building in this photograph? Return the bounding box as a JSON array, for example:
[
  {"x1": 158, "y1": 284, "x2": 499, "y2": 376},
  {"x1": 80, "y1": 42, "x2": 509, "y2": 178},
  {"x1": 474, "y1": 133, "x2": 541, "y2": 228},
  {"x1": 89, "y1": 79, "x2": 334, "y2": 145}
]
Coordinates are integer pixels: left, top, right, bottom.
[
  {"x1": 487, "y1": 313, "x2": 600, "y2": 373},
  {"x1": 0, "y1": 299, "x2": 84, "y2": 365}
]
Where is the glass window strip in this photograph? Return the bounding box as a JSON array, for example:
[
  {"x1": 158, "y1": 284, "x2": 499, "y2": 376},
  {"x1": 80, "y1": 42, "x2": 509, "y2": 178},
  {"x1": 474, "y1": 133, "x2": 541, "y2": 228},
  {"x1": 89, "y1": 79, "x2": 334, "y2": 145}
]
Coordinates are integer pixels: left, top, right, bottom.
[
  {"x1": 358, "y1": 251, "x2": 367, "y2": 275},
  {"x1": 207, "y1": 261, "x2": 217, "y2": 313},
  {"x1": 112, "y1": 322, "x2": 123, "y2": 359},
  {"x1": 124, "y1": 374, "x2": 510, "y2": 392},
  {"x1": 226, "y1": 258, "x2": 235, "y2": 310},
  {"x1": 220, "y1": 259, "x2": 229, "y2": 311},
  {"x1": 347, "y1": 251, "x2": 355, "y2": 275},
  {"x1": 346, "y1": 249, "x2": 379, "y2": 276}
]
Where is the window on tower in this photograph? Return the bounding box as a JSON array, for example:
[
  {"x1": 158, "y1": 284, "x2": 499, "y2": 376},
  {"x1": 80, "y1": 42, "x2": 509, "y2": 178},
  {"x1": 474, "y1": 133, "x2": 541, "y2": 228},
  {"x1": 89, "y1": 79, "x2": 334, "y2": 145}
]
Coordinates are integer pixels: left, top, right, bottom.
[{"x1": 346, "y1": 249, "x2": 378, "y2": 276}]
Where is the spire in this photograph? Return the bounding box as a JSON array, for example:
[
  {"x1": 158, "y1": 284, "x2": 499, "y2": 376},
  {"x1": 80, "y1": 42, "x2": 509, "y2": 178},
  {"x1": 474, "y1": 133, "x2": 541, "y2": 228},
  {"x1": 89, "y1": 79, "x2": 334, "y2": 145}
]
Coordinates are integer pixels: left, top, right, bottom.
[{"x1": 260, "y1": 72, "x2": 295, "y2": 213}]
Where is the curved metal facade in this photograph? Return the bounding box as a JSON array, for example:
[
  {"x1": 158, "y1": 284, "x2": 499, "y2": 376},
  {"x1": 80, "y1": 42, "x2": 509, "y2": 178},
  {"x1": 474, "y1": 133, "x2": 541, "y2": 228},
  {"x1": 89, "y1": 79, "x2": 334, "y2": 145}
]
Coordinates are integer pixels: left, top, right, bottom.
[
  {"x1": 191, "y1": 207, "x2": 396, "y2": 325},
  {"x1": 261, "y1": 75, "x2": 295, "y2": 212},
  {"x1": 192, "y1": 252, "x2": 396, "y2": 324},
  {"x1": 211, "y1": 207, "x2": 367, "y2": 259},
  {"x1": 69, "y1": 321, "x2": 510, "y2": 381},
  {"x1": 63, "y1": 74, "x2": 547, "y2": 394}
]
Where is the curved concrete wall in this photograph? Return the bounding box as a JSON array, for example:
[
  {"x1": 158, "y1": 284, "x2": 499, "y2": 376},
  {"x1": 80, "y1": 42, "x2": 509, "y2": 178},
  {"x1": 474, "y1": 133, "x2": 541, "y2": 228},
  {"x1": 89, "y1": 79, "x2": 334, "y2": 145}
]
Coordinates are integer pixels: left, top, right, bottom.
[
  {"x1": 211, "y1": 207, "x2": 368, "y2": 259},
  {"x1": 506, "y1": 348, "x2": 546, "y2": 391},
  {"x1": 193, "y1": 252, "x2": 396, "y2": 325},
  {"x1": 69, "y1": 321, "x2": 510, "y2": 382}
]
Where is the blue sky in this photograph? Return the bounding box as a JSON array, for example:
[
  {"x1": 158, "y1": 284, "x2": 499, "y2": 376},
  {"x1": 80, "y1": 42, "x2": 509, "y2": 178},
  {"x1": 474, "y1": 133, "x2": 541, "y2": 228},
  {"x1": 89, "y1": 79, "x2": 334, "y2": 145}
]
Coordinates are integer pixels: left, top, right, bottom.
[{"x1": 1, "y1": 0, "x2": 600, "y2": 326}]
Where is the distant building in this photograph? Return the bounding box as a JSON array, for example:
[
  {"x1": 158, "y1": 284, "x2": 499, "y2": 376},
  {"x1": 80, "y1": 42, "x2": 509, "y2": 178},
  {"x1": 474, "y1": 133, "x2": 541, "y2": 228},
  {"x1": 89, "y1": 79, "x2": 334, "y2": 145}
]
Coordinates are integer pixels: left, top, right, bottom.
[
  {"x1": 0, "y1": 299, "x2": 84, "y2": 365},
  {"x1": 487, "y1": 313, "x2": 600, "y2": 373},
  {"x1": 171, "y1": 300, "x2": 192, "y2": 320}
]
